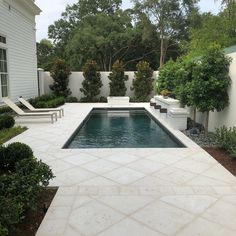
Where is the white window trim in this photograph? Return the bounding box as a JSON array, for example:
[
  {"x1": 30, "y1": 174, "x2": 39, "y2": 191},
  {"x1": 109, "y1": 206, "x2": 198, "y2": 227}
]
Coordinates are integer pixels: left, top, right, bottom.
[{"x1": 0, "y1": 36, "x2": 9, "y2": 100}]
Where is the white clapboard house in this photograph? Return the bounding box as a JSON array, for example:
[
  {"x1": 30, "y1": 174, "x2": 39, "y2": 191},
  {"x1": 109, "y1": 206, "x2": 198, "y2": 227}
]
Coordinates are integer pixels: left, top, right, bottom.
[{"x1": 0, "y1": 0, "x2": 41, "y2": 102}]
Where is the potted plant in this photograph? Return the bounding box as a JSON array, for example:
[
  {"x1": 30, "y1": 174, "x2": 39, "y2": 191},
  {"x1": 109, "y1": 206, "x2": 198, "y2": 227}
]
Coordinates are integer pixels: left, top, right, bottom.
[{"x1": 160, "y1": 89, "x2": 170, "y2": 99}]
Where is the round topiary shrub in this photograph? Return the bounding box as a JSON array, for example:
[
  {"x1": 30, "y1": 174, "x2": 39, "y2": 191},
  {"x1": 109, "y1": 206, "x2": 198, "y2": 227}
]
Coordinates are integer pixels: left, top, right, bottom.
[
  {"x1": 0, "y1": 115, "x2": 15, "y2": 130},
  {"x1": 3, "y1": 142, "x2": 33, "y2": 171}
]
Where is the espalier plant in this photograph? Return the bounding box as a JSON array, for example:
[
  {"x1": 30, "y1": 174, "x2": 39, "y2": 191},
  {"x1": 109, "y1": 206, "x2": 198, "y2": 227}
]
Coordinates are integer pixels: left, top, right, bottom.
[
  {"x1": 50, "y1": 59, "x2": 71, "y2": 98},
  {"x1": 109, "y1": 60, "x2": 128, "y2": 96},
  {"x1": 132, "y1": 61, "x2": 154, "y2": 102},
  {"x1": 80, "y1": 60, "x2": 102, "y2": 102}
]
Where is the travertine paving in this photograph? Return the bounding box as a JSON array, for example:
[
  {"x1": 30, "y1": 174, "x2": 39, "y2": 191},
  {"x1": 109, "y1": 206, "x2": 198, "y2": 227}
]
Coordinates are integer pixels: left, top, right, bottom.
[{"x1": 7, "y1": 103, "x2": 236, "y2": 236}]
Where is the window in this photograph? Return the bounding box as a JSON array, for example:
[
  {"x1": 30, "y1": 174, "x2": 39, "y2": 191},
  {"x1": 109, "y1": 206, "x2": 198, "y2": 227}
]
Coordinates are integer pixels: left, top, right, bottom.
[
  {"x1": 0, "y1": 48, "x2": 8, "y2": 97},
  {"x1": 0, "y1": 36, "x2": 6, "y2": 44}
]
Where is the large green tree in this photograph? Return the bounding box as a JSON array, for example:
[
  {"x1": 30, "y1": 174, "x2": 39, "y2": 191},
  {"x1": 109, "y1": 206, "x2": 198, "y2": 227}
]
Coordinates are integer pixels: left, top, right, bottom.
[
  {"x1": 37, "y1": 39, "x2": 55, "y2": 71},
  {"x1": 133, "y1": 0, "x2": 199, "y2": 67}
]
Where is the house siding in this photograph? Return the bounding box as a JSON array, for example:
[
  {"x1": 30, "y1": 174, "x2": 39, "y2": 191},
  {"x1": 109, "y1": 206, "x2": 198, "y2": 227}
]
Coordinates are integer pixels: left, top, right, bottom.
[{"x1": 0, "y1": 0, "x2": 39, "y2": 102}]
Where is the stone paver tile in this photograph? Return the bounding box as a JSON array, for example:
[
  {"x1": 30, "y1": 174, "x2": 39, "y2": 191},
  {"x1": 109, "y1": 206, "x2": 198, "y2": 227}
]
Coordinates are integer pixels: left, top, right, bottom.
[
  {"x1": 146, "y1": 152, "x2": 184, "y2": 165},
  {"x1": 56, "y1": 167, "x2": 96, "y2": 185},
  {"x1": 173, "y1": 186, "x2": 194, "y2": 194},
  {"x1": 174, "y1": 159, "x2": 214, "y2": 174},
  {"x1": 47, "y1": 160, "x2": 75, "y2": 173},
  {"x1": 187, "y1": 175, "x2": 230, "y2": 186},
  {"x1": 189, "y1": 151, "x2": 218, "y2": 164},
  {"x1": 176, "y1": 217, "x2": 236, "y2": 236},
  {"x1": 56, "y1": 186, "x2": 78, "y2": 196},
  {"x1": 69, "y1": 200, "x2": 124, "y2": 235},
  {"x1": 82, "y1": 159, "x2": 120, "y2": 174},
  {"x1": 221, "y1": 195, "x2": 236, "y2": 205},
  {"x1": 213, "y1": 186, "x2": 236, "y2": 194},
  {"x1": 50, "y1": 195, "x2": 75, "y2": 207},
  {"x1": 127, "y1": 159, "x2": 166, "y2": 174},
  {"x1": 202, "y1": 200, "x2": 236, "y2": 231},
  {"x1": 202, "y1": 164, "x2": 236, "y2": 185},
  {"x1": 79, "y1": 176, "x2": 118, "y2": 186},
  {"x1": 98, "y1": 196, "x2": 155, "y2": 215},
  {"x1": 36, "y1": 219, "x2": 67, "y2": 236},
  {"x1": 132, "y1": 176, "x2": 174, "y2": 186},
  {"x1": 63, "y1": 226, "x2": 84, "y2": 236},
  {"x1": 97, "y1": 218, "x2": 164, "y2": 236},
  {"x1": 63, "y1": 153, "x2": 98, "y2": 166},
  {"x1": 153, "y1": 167, "x2": 197, "y2": 185},
  {"x1": 132, "y1": 200, "x2": 194, "y2": 236},
  {"x1": 104, "y1": 153, "x2": 140, "y2": 165},
  {"x1": 73, "y1": 196, "x2": 93, "y2": 209},
  {"x1": 45, "y1": 206, "x2": 71, "y2": 220},
  {"x1": 102, "y1": 167, "x2": 145, "y2": 185},
  {"x1": 160, "y1": 195, "x2": 217, "y2": 215}
]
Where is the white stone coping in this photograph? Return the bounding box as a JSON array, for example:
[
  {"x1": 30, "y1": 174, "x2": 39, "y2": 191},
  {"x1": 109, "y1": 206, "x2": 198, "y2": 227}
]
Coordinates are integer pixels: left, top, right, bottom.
[{"x1": 107, "y1": 96, "x2": 130, "y2": 106}]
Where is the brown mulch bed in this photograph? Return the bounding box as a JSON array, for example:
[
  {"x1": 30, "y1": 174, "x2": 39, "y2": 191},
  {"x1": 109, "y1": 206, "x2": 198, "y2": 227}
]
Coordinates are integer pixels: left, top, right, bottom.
[
  {"x1": 204, "y1": 147, "x2": 236, "y2": 177},
  {"x1": 9, "y1": 187, "x2": 58, "y2": 236}
]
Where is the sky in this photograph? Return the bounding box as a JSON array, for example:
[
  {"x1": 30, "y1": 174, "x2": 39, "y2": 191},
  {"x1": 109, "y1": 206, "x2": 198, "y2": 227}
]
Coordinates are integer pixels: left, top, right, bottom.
[{"x1": 35, "y1": 0, "x2": 222, "y2": 42}]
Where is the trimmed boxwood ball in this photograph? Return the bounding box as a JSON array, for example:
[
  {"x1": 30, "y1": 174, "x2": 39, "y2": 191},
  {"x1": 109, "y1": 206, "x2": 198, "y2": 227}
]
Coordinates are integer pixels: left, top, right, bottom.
[
  {"x1": 3, "y1": 142, "x2": 33, "y2": 171},
  {"x1": 0, "y1": 115, "x2": 15, "y2": 130}
]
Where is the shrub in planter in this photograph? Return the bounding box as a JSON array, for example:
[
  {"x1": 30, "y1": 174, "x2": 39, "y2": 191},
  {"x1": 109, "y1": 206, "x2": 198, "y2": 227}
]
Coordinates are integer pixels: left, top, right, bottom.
[
  {"x1": 0, "y1": 115, "x2": 15, "y2": 130},
  {"x1": 109, "y1": 60, "x2": 128, "y2": 96},
  {"x1": 80, "y1": 60, "x2": 102, "y2": 102}
]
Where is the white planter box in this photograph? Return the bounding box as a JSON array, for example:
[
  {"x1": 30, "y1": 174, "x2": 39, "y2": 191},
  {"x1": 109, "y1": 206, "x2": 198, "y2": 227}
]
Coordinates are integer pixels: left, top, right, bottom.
[
  {"x1": 154, "y1": 95, "x2": 180, "y2": 110},
  {"x1": 107, "y1": 96, "x2": 130, "y2": 106},
  {"x1": 168, "y1": 108, "x2": 189, "y2": 130}
]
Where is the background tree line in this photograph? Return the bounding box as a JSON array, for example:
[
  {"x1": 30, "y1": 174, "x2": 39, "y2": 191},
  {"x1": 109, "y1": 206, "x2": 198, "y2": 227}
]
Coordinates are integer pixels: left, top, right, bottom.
[{"x1": 37, "y1": 0, "x2": 236, "y2": 71}]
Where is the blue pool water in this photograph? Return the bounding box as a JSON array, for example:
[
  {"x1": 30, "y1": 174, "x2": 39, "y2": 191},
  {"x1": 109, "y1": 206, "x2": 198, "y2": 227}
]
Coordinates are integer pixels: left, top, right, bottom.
[{"x1": 64, "y1": 109, "x2": 184, "y2": 149}]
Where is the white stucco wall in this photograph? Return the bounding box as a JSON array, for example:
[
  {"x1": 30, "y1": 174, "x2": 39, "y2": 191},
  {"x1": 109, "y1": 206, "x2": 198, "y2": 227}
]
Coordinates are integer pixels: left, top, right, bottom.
[
  {"x1": 0, "y1": 0, "x2": 40, "y2": 102},
  {"x1": 43, "y1": 71, "x2": 158, "y2": 100}
]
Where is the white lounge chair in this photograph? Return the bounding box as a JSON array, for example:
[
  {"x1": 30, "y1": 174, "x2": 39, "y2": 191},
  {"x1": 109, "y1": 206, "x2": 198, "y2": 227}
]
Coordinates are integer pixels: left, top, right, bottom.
[
  {"x1": 2, "y1": 97, "x2": 57, "y2": 124},
  {"x1": 18, "y1": 97, "x2": 64, "y2": 118}
]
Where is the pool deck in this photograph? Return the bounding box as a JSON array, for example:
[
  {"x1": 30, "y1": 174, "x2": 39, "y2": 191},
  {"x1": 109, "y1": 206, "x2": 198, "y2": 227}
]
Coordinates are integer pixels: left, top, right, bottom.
[{"x1": 8, "y1": 103, "x2": 236, "y2": 236}]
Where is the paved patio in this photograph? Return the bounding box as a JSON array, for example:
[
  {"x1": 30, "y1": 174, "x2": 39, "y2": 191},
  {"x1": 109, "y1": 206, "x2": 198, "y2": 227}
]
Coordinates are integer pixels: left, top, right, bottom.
[{"x1": 7, "y1": 103, "x2": 236, "y2": 236}]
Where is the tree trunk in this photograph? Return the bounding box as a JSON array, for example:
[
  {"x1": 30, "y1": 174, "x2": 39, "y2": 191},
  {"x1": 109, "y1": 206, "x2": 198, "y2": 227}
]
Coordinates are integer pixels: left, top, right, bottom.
[
  {"x1": 193, "y1": 108, "x2": 196, "y2": 127},
  {"x1": 160, "y1": 35, "x2": 164, "y2": 68},
  {"x1": 205, "y1": 111, "x2": 209, "y2": 137}
]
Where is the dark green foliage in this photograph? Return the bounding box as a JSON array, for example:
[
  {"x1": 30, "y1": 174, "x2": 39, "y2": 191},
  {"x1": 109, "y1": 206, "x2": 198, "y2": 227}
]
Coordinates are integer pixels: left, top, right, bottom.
[
  {"x1": 132, "y1": 61, "x2": 154, "y2": 102},
  {"x1": 0, "y1": 142, "x2": 54, "y2": 235},
  {"x1": 66, "y1": 97, "x2": 79, "y2": 103},
  {"x1": 0, "y1": 127, "x2": 27, "y2": 146},
  {"x1": 37, "y1": 39, "x2": 56, "y2": 71},
  {"x1": 0, "y1": 106, "x2": 11, "y2": 115},
  {"x1": 109, "y1": 60, "x2": 128, "y2": 96},
  {"x1": 99, "y1": 96, "x2": 107, "y2": 102},
  {"x1": 0, "y1": 115, "x2": 15, "y2": 130},
  {"x1": 50, "y1": 59, "x2": 71, "y2": 97},
  {"x1": 157, "y1": 59, "x2": 181, "y2": 97},
  {"x1": 1, "y1": 142, "x2": 33, "y2": 171},
  {"x1": 80, "y1": 60, "x2": 103, "y2": 102},
  {"x1": 29, "y1": 94, "x2": 65, "y2": 108},
  {"x1": 215, "y1": 126, "x2": 236, "y2": 158}
]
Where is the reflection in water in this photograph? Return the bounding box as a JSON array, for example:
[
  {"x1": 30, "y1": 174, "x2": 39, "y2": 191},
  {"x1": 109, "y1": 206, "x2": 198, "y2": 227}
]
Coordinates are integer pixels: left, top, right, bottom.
[{"x1": 67, "y1": 109, "x2": 183, "y2": 148}]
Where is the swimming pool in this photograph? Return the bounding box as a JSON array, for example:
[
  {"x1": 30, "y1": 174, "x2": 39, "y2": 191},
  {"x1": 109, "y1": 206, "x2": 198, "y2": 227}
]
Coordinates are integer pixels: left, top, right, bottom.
[{"x1": 64, "y1": 108, "x2": 185, "y2": 149}]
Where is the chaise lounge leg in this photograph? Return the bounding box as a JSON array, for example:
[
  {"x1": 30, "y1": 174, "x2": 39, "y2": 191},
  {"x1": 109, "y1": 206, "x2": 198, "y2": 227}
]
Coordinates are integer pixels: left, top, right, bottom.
[{"x1": 51, "y1": 115, "x2": 54, "y2": 124}]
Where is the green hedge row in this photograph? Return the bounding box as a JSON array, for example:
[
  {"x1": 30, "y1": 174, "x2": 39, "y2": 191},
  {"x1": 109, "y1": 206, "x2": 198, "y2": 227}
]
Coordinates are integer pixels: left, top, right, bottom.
[
  {"x1": 0, "y1": 142, "x2": 54, "y2": 235},
  {"x1": 28, "y1": 94, "x2": 65, "y2": 108}
]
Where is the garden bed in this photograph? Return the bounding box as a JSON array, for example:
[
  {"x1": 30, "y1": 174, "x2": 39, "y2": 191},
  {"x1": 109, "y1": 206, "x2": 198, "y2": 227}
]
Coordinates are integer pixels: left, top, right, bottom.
[
  {"x1": 8, "y1": 187, "x2": 58, "y2": 236},
  {"x1": 204, "y1": 147, "x2": 236, "y2": 177},
  {"x1": 0, "y1": 126, "x2": 27, "y2": 145}
]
